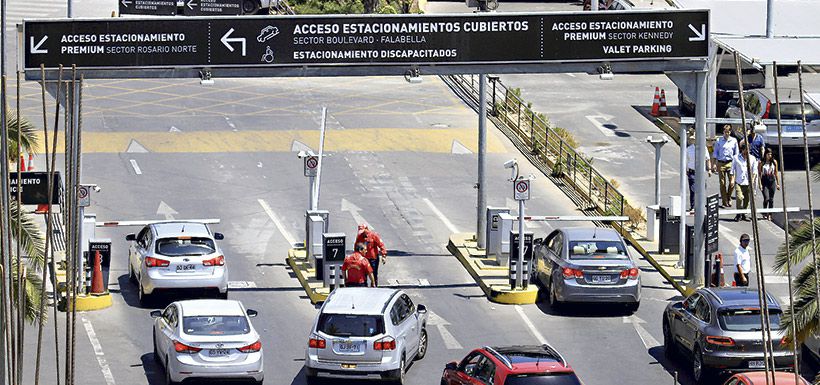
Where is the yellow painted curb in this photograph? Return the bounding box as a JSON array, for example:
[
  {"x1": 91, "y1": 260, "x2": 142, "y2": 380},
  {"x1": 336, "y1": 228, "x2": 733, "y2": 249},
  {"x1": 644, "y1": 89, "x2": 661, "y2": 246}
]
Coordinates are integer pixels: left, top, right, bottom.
[
  {"x1": 448, "y1": 234, "x2": 538, "y2": 305},
  {"x1": 286, "y1": 248, "x2": 328, "y2": 305},
  {"x1": 68, "y1": 294, "x2": 113, "y2": 311}
]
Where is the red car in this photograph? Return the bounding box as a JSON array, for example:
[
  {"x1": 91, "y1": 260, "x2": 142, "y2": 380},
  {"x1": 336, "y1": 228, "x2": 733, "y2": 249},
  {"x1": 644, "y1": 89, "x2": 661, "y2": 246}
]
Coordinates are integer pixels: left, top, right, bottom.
[
  {"x1": 441, "y1": 345, "x2": 583, "y2": 385},
  {"x1": 723, "y1": 371, "x2": 810, "y2": 385}
]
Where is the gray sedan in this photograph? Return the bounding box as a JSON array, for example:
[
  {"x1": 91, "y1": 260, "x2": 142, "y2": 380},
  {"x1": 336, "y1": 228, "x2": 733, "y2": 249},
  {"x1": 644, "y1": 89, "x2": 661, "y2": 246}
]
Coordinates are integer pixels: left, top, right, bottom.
[{"x1": 533, "y1": 227, "x2": 641, "y2": 311}]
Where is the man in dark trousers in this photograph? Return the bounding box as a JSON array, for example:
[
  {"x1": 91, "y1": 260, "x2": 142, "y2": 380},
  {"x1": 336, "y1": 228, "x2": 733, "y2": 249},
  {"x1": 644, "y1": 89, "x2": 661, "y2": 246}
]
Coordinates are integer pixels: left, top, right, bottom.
[
  {"x1": 355, "y1": 224, "x2": 387, "y2": 286},
  {"x1": 734, "y1": 234, "x2": 751, "y2": 287},
  {"x1": 342, "y1": 243, "x2": 375, "y2": 287}
]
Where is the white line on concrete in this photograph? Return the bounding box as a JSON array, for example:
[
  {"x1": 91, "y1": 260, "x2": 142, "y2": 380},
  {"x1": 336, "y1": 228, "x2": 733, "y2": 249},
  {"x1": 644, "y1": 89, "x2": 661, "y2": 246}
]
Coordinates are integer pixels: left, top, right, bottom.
[
  {"x1": 515, "y1": 305, "x2": 549, "y2": 345},
  {"x1": 624, "y1": 315, "x2": 661, "y2": 350},
  {"x1": 81, "y1": 315, "x2": 116, "y2": 385},
  {"x1": 585, "y1": 115, "x2": 616, "y2": 137},
  {"x1": 129, "y1": 159, "x2": 142, "y2": 175},
  {"x1": 565, "y1": 73, "x2": 576, "y2": 78},
  {"x1": 228, "y1": 281, "x2": 258, "y2": 289},
  {"x1": 764, "y1": 275, "x2": 790, "y2": 284},
  {"x1": 258, "y1": 198, "x2": 297, "y2": 247},
  {"x1": 418, "y1": 278, "x2": 430, "y2": 287},
  {"x1": 427, "y1": 311, "x2": 463, "y2": 350},
  {"x1": 423, "y1": 198, "x2": 460, "y2": 233}
]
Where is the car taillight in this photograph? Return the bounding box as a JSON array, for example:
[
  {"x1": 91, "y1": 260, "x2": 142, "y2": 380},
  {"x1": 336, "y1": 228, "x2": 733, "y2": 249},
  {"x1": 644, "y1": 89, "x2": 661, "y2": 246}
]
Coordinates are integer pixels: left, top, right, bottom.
[
  {"x1": 174, "y1": 341, "x2": 202, "y2": 354},
  {"x1": 308, "y1": 336, "x2": 326, "y2": 349},
  {"x1": 705, "y1": 336, "x2": 735, "y2": 346},
  {"x1": 145, "y1": 256, "x2": 170, "y2": 268},
  {"x1": 237, "y1": 340, "x2": 261, "y2": 353},
  {"x1": 763, "y1": 100, "x2": 772, "y2": 119},
  {"x1": 203, "y1": 255, "x2": 225, "y2": 266},
  {"x1": 374, "y1": 336, "x2": 396, "y2": 351},
  {"x1": 562, "y1": 267, "x2": 583, "y2": 279},
  {"x1": 620, "y1": 268, "x2": 639, "y2": 279}
]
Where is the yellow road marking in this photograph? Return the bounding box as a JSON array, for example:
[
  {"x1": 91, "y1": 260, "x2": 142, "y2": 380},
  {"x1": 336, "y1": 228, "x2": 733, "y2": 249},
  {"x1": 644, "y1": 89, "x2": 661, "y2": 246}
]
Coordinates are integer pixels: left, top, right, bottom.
[{"x1": 31, "y1": 128, "x2": 504, "y2": 154}]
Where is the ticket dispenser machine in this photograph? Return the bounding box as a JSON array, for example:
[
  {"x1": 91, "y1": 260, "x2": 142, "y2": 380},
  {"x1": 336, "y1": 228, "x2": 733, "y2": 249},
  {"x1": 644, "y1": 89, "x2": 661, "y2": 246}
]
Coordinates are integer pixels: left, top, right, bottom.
[
  {"x1": 485, "y1": 207, "x2": 511, "y2": 257},
  {"x1": 307, "y1": 215, "x2": 325, "y2": 270},
  {"x1": 322, "y1": 233, "x2": 345, "y2": 286},
  {"x1": 495, "y1": 213, "x2": 514, "y2": 265}
]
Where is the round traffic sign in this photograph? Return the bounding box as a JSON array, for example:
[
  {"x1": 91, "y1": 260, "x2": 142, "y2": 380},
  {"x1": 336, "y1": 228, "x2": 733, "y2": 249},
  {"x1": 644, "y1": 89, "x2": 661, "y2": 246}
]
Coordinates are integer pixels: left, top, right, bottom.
[
  {"x1": 78, "y1": 186, "x2": 89, "y2": 199},
  {"x1": 515, "y1": 180, "x2": 529, "y2": 193},
  {"x1": 306, "y1": 156, "x2": 318, "y2": 169}
]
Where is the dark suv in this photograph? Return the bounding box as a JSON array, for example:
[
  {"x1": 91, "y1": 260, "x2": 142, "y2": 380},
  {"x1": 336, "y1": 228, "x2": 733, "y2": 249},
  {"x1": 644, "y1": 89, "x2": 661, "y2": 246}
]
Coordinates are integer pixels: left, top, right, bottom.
[
  {"x1": 441, "y1": 345, "x2": 582, "y2": 385},
  {"x1": 663, "y1": 288, "x2": 795, "y2": 384}
]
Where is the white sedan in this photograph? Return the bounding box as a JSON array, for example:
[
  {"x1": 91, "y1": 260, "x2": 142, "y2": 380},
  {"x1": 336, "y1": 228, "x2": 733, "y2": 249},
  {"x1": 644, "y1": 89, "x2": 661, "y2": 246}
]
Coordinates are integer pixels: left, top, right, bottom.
[{"x1": 151, "y1": 299, "x2": 264, "y2": 384}]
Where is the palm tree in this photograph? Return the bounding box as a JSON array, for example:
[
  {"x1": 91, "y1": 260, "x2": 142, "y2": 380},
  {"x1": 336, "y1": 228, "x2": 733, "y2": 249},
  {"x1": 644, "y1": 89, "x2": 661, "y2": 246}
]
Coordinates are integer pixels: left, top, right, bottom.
[
  {"x1": 5, "y1": 109, "x2": 47, "y2": 323},
  {"x1": 773, "y1": 163, "x2": 820, "y2": 345}
]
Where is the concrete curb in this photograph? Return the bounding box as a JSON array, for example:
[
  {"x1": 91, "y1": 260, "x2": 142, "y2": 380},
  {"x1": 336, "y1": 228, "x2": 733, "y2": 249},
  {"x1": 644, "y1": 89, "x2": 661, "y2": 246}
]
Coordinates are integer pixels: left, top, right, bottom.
[
  {"x1": 286, "y1": 248, "x2": 329, "y2": 304},
  {"x1": 448, "y1": 233, "x2": 538, "y2": 305}
]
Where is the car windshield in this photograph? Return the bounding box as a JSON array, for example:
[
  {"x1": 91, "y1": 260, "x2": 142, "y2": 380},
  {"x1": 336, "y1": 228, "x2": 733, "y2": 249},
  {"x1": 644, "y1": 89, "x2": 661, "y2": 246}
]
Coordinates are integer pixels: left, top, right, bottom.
[
  {"x1": 568, "y1": 240, "x2": 627, "y2": 260},
  {"x1": 772, "y1": 102, "x2": 820, "y2": 121},
  {"x1": 182, "y1": 316, "x2": 250, "y2": 336},
  {"x1": 718, "y1": 308, "x2": 783, "y2": 331},
  {"x1": 317, "y1": 314, "x2": 384, "y2": 337},
  {"x1": 504, "y1": 373, "x2": 583, "y2": 385},
  {"x1": 156, "y1": 237, "x2": 215, "y2": 256}
]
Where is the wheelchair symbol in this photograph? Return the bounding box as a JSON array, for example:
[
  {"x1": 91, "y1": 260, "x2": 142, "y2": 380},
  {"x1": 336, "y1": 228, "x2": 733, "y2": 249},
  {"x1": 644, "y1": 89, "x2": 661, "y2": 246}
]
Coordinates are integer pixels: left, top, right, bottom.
[{"x1": 261, "y1": 46, "x2": 274, "y2": 63}]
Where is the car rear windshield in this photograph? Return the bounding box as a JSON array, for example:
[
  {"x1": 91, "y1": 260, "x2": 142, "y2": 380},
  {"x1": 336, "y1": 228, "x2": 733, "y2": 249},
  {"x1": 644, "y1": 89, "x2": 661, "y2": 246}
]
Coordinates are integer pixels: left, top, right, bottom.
[
  {"x1": 504, "y1": 373, "x2": 583, "y2": 385},
  {"x1": 568, "y1": 241, "x2": 627, "y2": 260},
  {"x1": 718, "y1": 308, "x2": 783, "y2": 332},
  {"x1": 773, "y1": 102, "x2": 820, "y2": 121},
  {"x1": 156, "y1": 237, "x2": 215, "y2": 256},
  {"x1": 182, "y1": 316, "x2": 250, "y2": 336},
  {"x1": 317, "y1": 314, "x2": 384, "y2": 337}
]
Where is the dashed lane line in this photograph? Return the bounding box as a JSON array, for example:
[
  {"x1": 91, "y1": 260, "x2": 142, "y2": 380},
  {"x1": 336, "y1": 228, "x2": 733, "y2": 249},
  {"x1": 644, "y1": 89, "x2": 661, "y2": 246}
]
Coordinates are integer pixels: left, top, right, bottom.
[
  {"x1": 423, "y1": 198, "x2": 460, "y2": 234},
  {"x1": 129, "y1": 159, "x2": 142, "y2": 175},
  {"x1": 258, "y1": 198, "x2": 297, "y2": 247},
  {"x1": 81, "y1": 315, "x2": 116, "y2": 385},
  {"x1": 514, "y1": 305, "x2": 550, "y2": 346}
]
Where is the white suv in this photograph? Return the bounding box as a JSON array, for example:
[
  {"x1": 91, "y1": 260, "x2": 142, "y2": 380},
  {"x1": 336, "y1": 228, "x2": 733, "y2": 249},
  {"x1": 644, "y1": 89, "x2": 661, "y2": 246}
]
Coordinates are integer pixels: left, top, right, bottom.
[{"x1": 304, "y1": 288, "x2": 429, "y2": 384}]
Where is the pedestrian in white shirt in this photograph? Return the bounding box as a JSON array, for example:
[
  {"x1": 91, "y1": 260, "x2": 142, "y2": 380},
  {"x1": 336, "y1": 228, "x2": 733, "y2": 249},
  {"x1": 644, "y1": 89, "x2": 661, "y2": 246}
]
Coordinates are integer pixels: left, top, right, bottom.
[
  {"x1": 734, "y1": 234, "x2": 751, "y2": 287},
  {"x1": 730, "y1": 143, "x2": 756, "y2": 222}
]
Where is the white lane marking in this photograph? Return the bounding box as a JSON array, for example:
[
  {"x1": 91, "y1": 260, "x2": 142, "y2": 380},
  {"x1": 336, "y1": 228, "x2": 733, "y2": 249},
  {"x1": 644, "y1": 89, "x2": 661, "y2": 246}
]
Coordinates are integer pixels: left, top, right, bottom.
[
  {"x1": 585, "y1": 115, "x2": 617, "y2": 137},
  {"x1": 81, "y1": 315, "x2": 116, "y2": 385},
  {"x1": 764, "y1": 275, "x2": 790, "y2": 284},
  {"x1": 427, "y1": 311, "x2": 463, "y2": 350},
  {"x1": 623, "y1": 315, "x2": 661, "y2": 350},
  {"x1": 341, "y1": 198, "x2": 369, "y2": 227},
  {"x1": 129, "y1": 159, "x2": 142, "y2": 175},
  {"x1": 514, "y1": 305, "x2": 549, "y2": 345},
  {"x1": 418, "y1": 278, "x2": 430, "y2": 287},
  {"x1": 228, "y1": 281, "x2": 258, "y2": 289},
  {"x1": 423, "y1": 198, "x2": 460, "y2": 233},
  {"x1": 386, "y1": 279, "x2": 399, "y2": 287},
  {"x1": 258, "y1": 198, "x2": 297, "y2": 247},
  {"x1": 156, "y1": 201, "x2": 177, "y2": 220},
  {"x1": 565, "y1": 73, "x2": 576, "y2": 78}
]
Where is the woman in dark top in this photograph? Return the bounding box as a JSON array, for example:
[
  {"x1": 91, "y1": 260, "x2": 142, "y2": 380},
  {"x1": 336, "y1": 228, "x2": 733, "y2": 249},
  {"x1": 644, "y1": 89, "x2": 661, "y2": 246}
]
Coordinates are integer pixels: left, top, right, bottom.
[{"x1": 758, "y1": 148, "x2": 780, "y2": 220}]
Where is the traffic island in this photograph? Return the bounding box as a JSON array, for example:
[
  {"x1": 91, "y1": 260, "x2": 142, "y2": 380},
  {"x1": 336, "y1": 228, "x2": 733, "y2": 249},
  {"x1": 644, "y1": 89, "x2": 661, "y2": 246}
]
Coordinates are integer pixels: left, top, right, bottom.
[
  {"x1": 286, "y1": 248, "x2": 331, "y2": 304},
  {"x1": 447, "y1": 233, "x2": 538, "y2": 305},
  {"x1": 54, "y1": 254, "x2": 113, "y2": 312}
]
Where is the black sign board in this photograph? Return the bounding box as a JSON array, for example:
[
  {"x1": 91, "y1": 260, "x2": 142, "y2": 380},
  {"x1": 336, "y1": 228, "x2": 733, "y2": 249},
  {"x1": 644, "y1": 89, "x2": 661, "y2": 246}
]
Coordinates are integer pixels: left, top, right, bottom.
[
  {"x1": 9, "y1": 172, "x2": 61, "y2": 205},
  {"x1": 119, "y1": 0, "x2": 177, "y2": 16},
  {"x1": 323, "y1": 233, "x2": 346, "y2": 263},
  {"x1": 88, "y1": 239, "x2": 112, "y2": 267},
  {"x1": 510, "y1": 231, "x2": 534, "y2": 262},
  {"x1": 24, "y1": 10, "x2": 708, "y2": 78},
  {"x1": 705, "y1": 193, "x2": 719, "y2": 254},
  {"x1": 182, "y1": 0, "x2": 243, "y2": 16}
]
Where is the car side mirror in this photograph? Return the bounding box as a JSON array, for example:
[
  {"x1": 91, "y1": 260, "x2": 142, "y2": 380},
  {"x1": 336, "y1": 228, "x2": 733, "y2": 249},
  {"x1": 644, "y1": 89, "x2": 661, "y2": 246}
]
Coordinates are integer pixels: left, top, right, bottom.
[
  {"x1": 445, "y1": 361, "x2": 458, "y2": 371},
  {"x1": 213, "y1": 232, "x2": 224, "y2": 240},
  {"x1": 246, "y1": 309, "x2": 258, "y2": 318},
  {"x1": 150, "y1": 310, "x2": 162, "y2": 318},
  {"x1": 125, "y1": 233, "x2": 136, "y2": 241},
  {"x1": 728, "y1": 99, "x2": 738, "y2": 107},
  {"x1": 417, "y1": 304, "x2": 427, "y2": 314},
  {"x1": 672, "y1": 302, "x2": 683, "y2": 310}
]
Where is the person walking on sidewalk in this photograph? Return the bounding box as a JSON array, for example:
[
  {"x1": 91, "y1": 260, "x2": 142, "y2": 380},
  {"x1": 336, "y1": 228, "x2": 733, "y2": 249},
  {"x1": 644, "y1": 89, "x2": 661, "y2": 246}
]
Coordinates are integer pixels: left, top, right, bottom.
[
  {"x1": 342, "y1": 243, "x2": 375, "y2": 287},
  {"x1": 759, "y1": 148, "x2": 780, "y2": 220},
  {"x1": 686, "y1": 134, "x2": 712, "y2": 213},
  {"x1": 713, "y1": 125, "x2": 739, "y2": 208},
  {"x1": 355, "y1": 224, "x2": 388, "y2": 286},
  {"x1": 734, "y1": 234, "x2": 752, "y2": 287},
  {"x1": 746, "y1": 124, "x2": 765, "y2": 192},
  {"x1": 731, "y1": 143, "x2": 756, "y2": 222}
]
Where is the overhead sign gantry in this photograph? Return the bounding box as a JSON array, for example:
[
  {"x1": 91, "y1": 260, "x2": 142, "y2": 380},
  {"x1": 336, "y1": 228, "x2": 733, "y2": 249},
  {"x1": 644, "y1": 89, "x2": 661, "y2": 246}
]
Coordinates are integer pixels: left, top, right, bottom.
[{"x1": 23, "y1": 10, "x2": 709, "y2": 79}]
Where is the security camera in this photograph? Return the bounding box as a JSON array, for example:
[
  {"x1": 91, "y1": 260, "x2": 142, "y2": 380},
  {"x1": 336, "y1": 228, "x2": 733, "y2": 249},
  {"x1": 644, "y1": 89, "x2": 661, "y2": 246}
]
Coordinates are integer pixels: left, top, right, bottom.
[
  {"x1": 93, "y1": 186, "x2": 101, "y2": 193},
  {"x1": 297, "y1": 150, "x2": 308, "y2": 159},
  {"x1": 503, "y1": 159, "x2": 517, "y2": 169}
]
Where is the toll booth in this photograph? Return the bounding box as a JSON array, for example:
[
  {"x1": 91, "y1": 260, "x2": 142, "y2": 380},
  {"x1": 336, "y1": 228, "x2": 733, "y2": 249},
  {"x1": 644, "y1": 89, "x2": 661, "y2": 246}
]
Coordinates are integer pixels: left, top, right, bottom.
[
  {"x1": 306, "y1": 209, "x2": 329, "y2": 235},
  {"x1": 485, "y1": 207, "x2": 511, "y2": 258},
  {"x1": 508, "y1": 230, "x2": 533, "y2": 287},
  {"x1": 88, "y1": 239, "x2": 112, "y2": 291},
  {"x1": 494, "y1": 212, "x2": 514, "y2": 265},
  {"x1": 306, "y1": 215, "x2": 325, "y2": 269},
  {"x1": 658, "y1": 206, "x2": 680, "y2": 254},
  {"x1": 321, "y1": 233, "x2": 345, "y2": 284}
]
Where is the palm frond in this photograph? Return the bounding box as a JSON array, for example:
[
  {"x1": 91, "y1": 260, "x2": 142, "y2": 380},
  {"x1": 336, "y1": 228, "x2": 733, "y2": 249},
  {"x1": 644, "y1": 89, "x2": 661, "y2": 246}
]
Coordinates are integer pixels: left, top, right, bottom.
[
  {"x1": 9, "y1": 200, "x2": 46, "y2": 270},
  {"x1": 780, "y1": 259, "x2": 819, "y2": 344},
  {"x1": 8, "y1": 259, "x2": 44, "y2": 323},
  {"x1": 5, "y1": 109, "x2": 40, "y2": 160},
  {"x1": 773, "y1": 217, "x2": 820, "y2": 274},
  {"x1": 812, "y1": 163, "x2": 820, "y2": 183}
]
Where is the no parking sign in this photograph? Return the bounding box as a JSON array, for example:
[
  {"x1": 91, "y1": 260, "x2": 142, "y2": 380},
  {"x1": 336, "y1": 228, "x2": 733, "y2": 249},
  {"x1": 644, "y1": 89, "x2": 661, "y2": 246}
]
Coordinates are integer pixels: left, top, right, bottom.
[
  {"x1": 513, "y1": 179, "x2": 530, "y2": 201},
  {"x1": 304, "y1": 155, "x2": 318, "y2": 177}
]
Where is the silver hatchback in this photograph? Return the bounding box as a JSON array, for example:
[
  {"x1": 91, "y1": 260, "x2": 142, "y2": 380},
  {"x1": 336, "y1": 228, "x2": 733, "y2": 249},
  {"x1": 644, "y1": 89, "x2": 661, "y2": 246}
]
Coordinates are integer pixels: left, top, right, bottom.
[
  {"x1": 533, "y1": 227, "x2": 641, "y2": 311},
  {"x1": 304, "y1": 288, "x2": 429, "y2": 384}
]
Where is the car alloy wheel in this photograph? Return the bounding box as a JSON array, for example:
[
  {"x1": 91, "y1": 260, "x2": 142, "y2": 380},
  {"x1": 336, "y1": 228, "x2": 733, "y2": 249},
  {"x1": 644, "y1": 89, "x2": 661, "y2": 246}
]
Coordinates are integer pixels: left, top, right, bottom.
[
  {"x1": 397, "y1": 354, "x2": 406, "y2": 385},
  {"x1": 242, "y1": 0, "x2": 259, "y2": 13},
  {"x1": 549, "y1": 282, "x2": 561, "y2": 310},
  {"x1": 165, "y1": 357, "x2": 177, "y2": 385},
  {"x1": 662, "y1": 321, "x2": 675, "y2": 359},
  {"x1": 692, "y1": 348, "x2": 705, "y2": 384},
  {"x1": 415, "y1": 329, "x2": 428, "y2": 360},
  {"x1": 139, "y1": 284, "x2": 151, "y2": 307},
  {"x1": 152, "y1": 333, "x2": 160, "y2": 363},
  {"x1": 128, "y1": 263, "x2": 136, "y2": 284}
]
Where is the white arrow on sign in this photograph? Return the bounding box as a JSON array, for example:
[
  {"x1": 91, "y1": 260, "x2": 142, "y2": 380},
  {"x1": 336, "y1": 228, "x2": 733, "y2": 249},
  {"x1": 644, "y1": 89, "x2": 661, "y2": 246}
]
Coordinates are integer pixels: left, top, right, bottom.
[
  {"x1": 427, "y1": 311, "x2": 462, "y2": 349},
  {"x1": 121, "y1": 0, "x2": 132, "y2": 7},
  {"x1": 186, "y1": 0, "x2": 198, "y2": 10},
  {"x1": 341, "y1": 198, "x2": 368, "y2": 227},
  {"x1": 688, "y1": 24, "x2": 706, "y2": 42},
  {"x1": 221, "y1": 28, "x2": 246, "y2": 57},
  {"x1": 156, "y1": 201, "x2": 178, "y2": 220},
  {"x1": 30, "y1": 36, "x2": 48, "y2": 54}
]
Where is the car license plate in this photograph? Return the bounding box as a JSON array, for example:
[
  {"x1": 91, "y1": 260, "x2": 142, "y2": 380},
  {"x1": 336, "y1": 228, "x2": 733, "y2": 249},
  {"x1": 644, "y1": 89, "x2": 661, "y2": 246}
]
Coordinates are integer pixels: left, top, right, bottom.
[
  {"x1": 176, "y1": 264, "x2": 196, "y2": 272},
  {"x1": 208, "y1": 348, "x2": 230, "y2": 357},
  {"x1": 341, "y1": 363, "x2": 357, "y2": 369},
  {"x1": 784, "y1": 124, "x2": 802, "y2": 133},
  {"x1": 748, "y1": 360, "x2": 765, "y2": 369},
  {"x1": 336, "y1": 341, "x2": 362, "y2": 353},
  {"x1": 591, "y1": 275, "x2": 611, "y2": 284}
]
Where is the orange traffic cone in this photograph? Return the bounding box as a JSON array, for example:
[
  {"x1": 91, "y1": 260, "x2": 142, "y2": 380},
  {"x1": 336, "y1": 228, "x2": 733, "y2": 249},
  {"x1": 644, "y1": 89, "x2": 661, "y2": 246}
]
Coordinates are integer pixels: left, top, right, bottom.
[
  {"x1": 27, "y1": 153, "x2": 33, "y2": 171},
  {"x1": 18, "y1": 155, "x2": 25, "y2": 172},
  {"x1": 90, "y1": 250, "x2": 105, "y2": 295},
  {"x1": 659, "y1": 89, "x2": 668, "y2": 116},
  {"x1": 650, "y1": 87, "x2": 660, "y2": 116},
  {"x1": 35, "y1": 204, "x2": 50, "y2": 214}
]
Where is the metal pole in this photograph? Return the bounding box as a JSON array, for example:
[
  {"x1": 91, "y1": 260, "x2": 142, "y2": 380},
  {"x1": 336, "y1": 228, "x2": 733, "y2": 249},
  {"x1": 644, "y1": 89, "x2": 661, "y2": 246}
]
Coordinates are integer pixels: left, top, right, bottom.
[
  {"x1": 313, "y1": 107, "x2": 327, "y2": 209},
  {"x1": 691, "y1": 71, "x2": 708, "y2": 287},
  {"x1": 654, "y1": 145, "x2": 662, "y2": 205},
  {"x1": 765, "y1": 0, "x2": 774, "y2": 38},
  {"x1": 68, "y1": 0, "x2": 73, "y2": 17},
  {"x1": 308, "y1": 176, "x2": 315, "y2": 211},
  {"x1": 517, "y1": 199, "x2": 524, "y2": 290},
  {"x1": 591, "y1": 0, "x2": 598, "y2": 11},
  {"x1": 477, "y1": 74, "x2": 487, "y2": 248},
  {"x1": 678, "y1": 124, "x2": 687, "y2": 270},
  {"x1": 0, "y1": 0, "x2": 8, "y2": 379}
]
